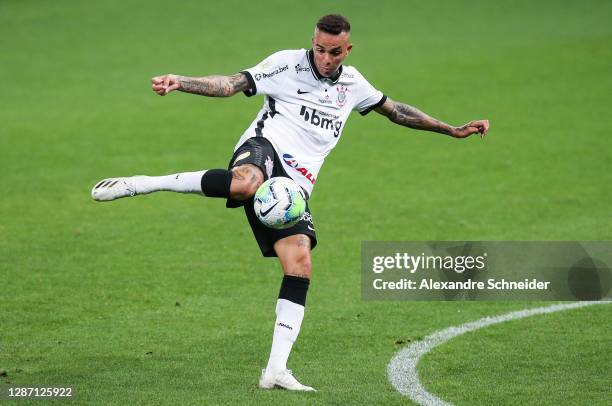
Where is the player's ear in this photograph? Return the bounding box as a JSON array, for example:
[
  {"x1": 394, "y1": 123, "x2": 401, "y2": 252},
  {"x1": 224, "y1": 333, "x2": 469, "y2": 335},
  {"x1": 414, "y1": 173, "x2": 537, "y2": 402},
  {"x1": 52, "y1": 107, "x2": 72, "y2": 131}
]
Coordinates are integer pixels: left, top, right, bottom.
[{"x1": 346, "y1": 43, "x2": 353, "y2": 55}]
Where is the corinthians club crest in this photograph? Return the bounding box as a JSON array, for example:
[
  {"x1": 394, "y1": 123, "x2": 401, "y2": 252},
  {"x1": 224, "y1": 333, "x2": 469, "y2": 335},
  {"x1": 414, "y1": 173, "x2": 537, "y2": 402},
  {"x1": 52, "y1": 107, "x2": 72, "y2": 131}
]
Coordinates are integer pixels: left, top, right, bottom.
[{"x1": 336, "y1": 85, "x2": 348, "y2": 107}]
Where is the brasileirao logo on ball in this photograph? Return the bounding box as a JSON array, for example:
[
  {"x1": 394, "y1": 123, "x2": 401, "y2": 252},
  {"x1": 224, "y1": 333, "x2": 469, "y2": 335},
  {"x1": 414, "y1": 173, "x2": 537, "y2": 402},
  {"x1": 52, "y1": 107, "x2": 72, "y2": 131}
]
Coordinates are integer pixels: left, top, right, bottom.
[{"x1": 254, "y1": 177, "x2": 306, "y2": 229}]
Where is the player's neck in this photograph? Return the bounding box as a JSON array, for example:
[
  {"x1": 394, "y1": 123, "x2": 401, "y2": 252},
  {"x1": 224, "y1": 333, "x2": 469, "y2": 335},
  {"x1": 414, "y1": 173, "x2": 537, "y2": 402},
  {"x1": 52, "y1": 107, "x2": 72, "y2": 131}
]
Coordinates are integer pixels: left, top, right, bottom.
[{"x1": 307, "y1": 49, "x2": 342, "y2": 83}]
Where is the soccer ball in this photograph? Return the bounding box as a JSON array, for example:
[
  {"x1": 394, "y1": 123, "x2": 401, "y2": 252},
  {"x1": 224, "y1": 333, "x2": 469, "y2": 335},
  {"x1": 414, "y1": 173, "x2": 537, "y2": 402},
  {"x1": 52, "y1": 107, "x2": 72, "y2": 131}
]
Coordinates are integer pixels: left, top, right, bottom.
[{"x1": 254, "y1": 177, "x2": 306, "y2": 229}]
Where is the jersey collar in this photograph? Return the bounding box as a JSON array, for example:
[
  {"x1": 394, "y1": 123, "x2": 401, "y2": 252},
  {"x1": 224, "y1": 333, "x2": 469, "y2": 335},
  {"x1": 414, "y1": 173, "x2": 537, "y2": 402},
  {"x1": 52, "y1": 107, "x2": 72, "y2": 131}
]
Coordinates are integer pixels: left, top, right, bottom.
[{"x1": 307, "y1": 49, "x2": 343, "y2": 84}]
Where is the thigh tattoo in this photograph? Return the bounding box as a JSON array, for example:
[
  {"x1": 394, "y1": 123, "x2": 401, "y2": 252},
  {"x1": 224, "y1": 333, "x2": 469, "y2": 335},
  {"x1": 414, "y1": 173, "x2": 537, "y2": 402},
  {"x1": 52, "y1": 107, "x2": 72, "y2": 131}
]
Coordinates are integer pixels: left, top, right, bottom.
[
  {"x1": 297, "y1": 235, "x2": 310, "y2": 248},
  {"x1": 232, "y1": 165, "x2": 262, "y2": 188}
]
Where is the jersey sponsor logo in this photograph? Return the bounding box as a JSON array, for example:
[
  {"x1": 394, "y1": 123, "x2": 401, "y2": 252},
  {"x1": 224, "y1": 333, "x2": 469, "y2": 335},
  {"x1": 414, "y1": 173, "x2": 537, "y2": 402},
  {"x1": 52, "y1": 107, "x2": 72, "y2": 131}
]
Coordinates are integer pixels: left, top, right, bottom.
[
  {"x1": 340, "y1": 72, "x2": 354, "y2": 79},
  {"x1": 282, "y1": 154, "x2": 316, "y2": 185},
  {"x1": 299, "y1": 105, "x2": 343, "y2": 137},
  {"x1": 294, "y1": 63, "x2": 311, "y2": 74},
  {"x1": 319, "y1": 95, "x2": 332, "y2": 104},
  {"x1": 253, "y1": 65, "x2": 289, "y2": 81},
  {"x1": 336, "y1": 85, "x2": 349, "y2": 107}
]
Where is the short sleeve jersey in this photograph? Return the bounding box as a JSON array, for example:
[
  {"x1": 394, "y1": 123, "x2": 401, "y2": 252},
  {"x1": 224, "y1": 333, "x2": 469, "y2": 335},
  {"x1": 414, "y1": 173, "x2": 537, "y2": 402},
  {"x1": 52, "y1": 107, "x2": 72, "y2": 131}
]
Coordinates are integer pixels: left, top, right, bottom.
[{"x1": 235, "y1": 49, "x2": 386, "y2": 197}]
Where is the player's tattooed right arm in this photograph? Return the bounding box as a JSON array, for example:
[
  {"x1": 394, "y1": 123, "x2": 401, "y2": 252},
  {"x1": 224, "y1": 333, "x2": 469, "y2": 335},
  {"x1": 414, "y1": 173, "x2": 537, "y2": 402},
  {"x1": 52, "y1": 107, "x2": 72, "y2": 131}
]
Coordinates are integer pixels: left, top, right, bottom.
[
  {"x1": 151, "y1": 73, "x2": 250, "y2": 97},
  {"x1": 374, "y1": 97, "x2": 456, "y2": 135},
  {"x1": 178, "y1": 73, "x2": 250, "y2": 97}
]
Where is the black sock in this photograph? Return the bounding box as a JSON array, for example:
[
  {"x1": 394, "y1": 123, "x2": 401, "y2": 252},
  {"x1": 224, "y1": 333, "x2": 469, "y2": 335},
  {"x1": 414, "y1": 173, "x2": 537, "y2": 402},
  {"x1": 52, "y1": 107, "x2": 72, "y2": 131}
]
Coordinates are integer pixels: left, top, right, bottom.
[
  {"x1": 201, "y1": 169, "x2": 232, "y2": 198},
  {"x1": 278, "y1": 275, "x2": 310, "y2": 306}
]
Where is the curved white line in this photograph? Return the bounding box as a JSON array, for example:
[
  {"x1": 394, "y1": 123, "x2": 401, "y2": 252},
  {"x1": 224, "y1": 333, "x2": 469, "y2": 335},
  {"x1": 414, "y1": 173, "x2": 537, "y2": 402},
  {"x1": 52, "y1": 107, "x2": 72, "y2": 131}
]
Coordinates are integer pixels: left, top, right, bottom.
[{"x1": 387, "y1": 301, "x2": 611, "y2": 406}]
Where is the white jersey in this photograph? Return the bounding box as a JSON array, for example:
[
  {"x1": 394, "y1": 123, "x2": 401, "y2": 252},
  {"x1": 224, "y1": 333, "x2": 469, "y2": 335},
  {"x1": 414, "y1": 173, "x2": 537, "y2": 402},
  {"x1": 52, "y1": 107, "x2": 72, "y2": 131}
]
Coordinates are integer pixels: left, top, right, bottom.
[{"x1": 235, "y1": 49, "x2": 386, "y2": 197}]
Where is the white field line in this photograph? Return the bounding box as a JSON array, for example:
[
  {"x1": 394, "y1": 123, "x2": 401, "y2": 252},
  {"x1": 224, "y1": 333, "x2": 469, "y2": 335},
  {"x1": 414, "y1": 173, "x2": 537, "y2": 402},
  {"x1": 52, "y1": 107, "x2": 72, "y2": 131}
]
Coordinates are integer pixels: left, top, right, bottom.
[{"x1": 387, "y1": 301, "x2": 611, "y2": 406}]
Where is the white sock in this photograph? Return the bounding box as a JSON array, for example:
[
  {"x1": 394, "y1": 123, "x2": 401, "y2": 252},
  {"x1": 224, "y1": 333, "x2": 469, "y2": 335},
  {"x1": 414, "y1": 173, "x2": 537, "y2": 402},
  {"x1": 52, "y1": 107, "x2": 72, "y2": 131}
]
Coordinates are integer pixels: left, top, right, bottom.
[
  {"x1": 132, "y1": 170, "x2": 206, "y2": 195},
  {"x1": 265, "y1": 299, "x2": 305, "y2": 374}
]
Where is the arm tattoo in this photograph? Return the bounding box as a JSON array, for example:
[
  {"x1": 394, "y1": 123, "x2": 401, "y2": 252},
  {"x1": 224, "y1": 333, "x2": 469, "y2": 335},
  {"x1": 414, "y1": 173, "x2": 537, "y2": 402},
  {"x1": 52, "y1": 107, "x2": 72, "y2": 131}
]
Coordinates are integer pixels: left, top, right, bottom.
[
  {"x1": 178, "y1": 73, "x2": 249, "y2": 97},
  {"x1": 378, "y1": 99, "x2": 454, "y2": 135},
  {"x1": 228, "y1": 73, "x2": 250, "y2": 93}
]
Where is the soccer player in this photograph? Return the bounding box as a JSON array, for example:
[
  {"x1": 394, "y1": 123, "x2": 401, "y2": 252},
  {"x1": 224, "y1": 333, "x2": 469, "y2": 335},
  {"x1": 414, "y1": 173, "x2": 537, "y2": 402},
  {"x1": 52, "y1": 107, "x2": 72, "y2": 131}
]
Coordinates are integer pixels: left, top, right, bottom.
[{"x1": 91, "y1": 14, "x2": 489, "y2": 391}]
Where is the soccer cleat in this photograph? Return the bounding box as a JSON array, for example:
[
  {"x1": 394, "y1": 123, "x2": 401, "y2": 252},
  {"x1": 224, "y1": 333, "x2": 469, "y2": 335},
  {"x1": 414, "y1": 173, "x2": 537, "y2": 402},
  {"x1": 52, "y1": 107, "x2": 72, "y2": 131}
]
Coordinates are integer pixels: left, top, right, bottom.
[
  {"x1": 91, "y1": 177, "x2": 137, "y2": 201},
  {"x1": 259, "y1": 369, "x2": 316, "y2": 391}
]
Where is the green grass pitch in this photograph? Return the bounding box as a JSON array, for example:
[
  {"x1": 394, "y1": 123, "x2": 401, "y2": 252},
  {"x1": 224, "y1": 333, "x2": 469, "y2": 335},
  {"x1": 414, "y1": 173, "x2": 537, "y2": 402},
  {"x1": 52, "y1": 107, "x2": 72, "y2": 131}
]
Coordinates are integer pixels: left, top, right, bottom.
[{"x1": 1, "y1": 0, "x2": 611, "y2": 404}]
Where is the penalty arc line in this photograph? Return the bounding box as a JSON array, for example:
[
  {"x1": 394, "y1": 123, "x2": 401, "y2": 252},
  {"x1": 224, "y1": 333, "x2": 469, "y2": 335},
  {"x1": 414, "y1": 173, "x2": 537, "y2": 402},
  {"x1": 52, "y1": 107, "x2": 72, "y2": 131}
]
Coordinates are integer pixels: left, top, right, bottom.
[{"x1": 387, "y1": 300, "x2": 611, "y2": 406}]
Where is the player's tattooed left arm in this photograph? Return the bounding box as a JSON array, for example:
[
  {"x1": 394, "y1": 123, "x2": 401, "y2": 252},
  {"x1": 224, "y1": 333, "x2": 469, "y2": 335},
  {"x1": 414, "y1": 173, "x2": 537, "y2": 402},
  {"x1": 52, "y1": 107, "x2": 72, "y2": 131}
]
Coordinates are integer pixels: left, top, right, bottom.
[{"x1": 374, "y1": 98, "x2": 456, "y2": 136}]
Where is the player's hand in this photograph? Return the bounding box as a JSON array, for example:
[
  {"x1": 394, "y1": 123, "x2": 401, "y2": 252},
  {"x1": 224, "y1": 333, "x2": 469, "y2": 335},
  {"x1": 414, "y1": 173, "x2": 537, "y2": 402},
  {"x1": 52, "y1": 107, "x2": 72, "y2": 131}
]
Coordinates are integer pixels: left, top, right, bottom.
[
  {"x1": 151, "y1": 74, "x2": 181, "y2": 96},
  {"x1": 451, "y1": 120, "x2": 490, "y2": 139}
]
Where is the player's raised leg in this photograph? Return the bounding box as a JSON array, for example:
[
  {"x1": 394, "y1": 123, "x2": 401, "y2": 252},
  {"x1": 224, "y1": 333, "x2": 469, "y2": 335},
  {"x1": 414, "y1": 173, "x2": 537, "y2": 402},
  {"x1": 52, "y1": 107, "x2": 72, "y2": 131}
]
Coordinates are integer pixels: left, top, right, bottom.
[
  {"x1": 259, "y1": 234, "x2": 315, "y2": 391},
  {"x1": 91, "y1": 170, "x2": 206, "y2": 201},
  {"x1": 91, "y1": 164, "x2": 263, "y2": 202}
]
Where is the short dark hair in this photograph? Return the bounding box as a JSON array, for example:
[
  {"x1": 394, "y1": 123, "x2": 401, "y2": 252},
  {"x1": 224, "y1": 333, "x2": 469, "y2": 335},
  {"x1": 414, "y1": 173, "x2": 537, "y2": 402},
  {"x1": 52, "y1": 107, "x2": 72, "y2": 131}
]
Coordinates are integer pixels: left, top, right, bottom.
[{"x1": 316, "y1": 14, "x2": 351, "y2": 35}]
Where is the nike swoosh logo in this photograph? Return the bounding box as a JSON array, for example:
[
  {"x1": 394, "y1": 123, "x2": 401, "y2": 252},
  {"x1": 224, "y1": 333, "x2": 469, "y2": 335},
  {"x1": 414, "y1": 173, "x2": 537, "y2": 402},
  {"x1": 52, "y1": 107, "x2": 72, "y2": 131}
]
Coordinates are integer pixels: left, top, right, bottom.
[
  {"x1": 307, "y1": 225, "x2": 315, "y2": 232},
  {"x1": 297, "y1": 89, "x2": 310, "y2": 94},
  {"x1": 259, "y1": 201, "x2": 280, "y2": 217}
]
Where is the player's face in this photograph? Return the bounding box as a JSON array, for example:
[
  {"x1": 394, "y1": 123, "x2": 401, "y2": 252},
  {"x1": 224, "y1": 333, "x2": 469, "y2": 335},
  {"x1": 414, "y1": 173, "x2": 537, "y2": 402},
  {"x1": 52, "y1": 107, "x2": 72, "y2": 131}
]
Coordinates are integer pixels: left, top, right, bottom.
[{"x1": 311, "y1": 29, "x2": 352, "y2": 77}]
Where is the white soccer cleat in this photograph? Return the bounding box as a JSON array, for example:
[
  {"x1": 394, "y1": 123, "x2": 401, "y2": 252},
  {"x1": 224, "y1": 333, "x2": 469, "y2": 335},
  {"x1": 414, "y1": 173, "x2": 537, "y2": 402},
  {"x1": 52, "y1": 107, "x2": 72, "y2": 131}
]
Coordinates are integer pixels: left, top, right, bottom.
[
  {"x1": 91, "y1": 177, "x2": 137, "y2": 201},
  {"x1": 259, "y1": 369, "x2": 316, "y2": 391}
]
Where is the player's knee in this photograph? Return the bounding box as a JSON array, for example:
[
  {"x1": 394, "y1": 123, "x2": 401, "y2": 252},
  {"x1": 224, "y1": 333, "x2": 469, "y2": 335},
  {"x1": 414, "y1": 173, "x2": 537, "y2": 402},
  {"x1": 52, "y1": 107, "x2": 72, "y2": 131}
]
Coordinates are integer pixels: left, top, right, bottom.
[
  {"x1": 284, "y1": 251, "x2": 312, "y2": 278},
  {"x1": 275, "y1": 234, "x2": 313, "y2": 277},
  {"x1": 295, "y1": 251, "x2": 312, "y2": 275},
  {"x1": 281, "y1": 236, "x2": 312, "y2": 277},
  {"x1": 230, "y1": 164, "x2": 264, "y2": 200}
]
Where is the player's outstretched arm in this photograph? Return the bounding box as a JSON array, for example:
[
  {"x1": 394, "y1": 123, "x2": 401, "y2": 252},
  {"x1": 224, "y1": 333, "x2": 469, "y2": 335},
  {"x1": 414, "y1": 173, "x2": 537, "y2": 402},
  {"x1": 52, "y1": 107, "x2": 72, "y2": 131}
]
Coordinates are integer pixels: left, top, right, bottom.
[
  {"x1": 151, "y1": 73, "x2": 250, "y2": 97},
  {"x1": 374, "y1": 97, "x2": 489, "y2": 139}
]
